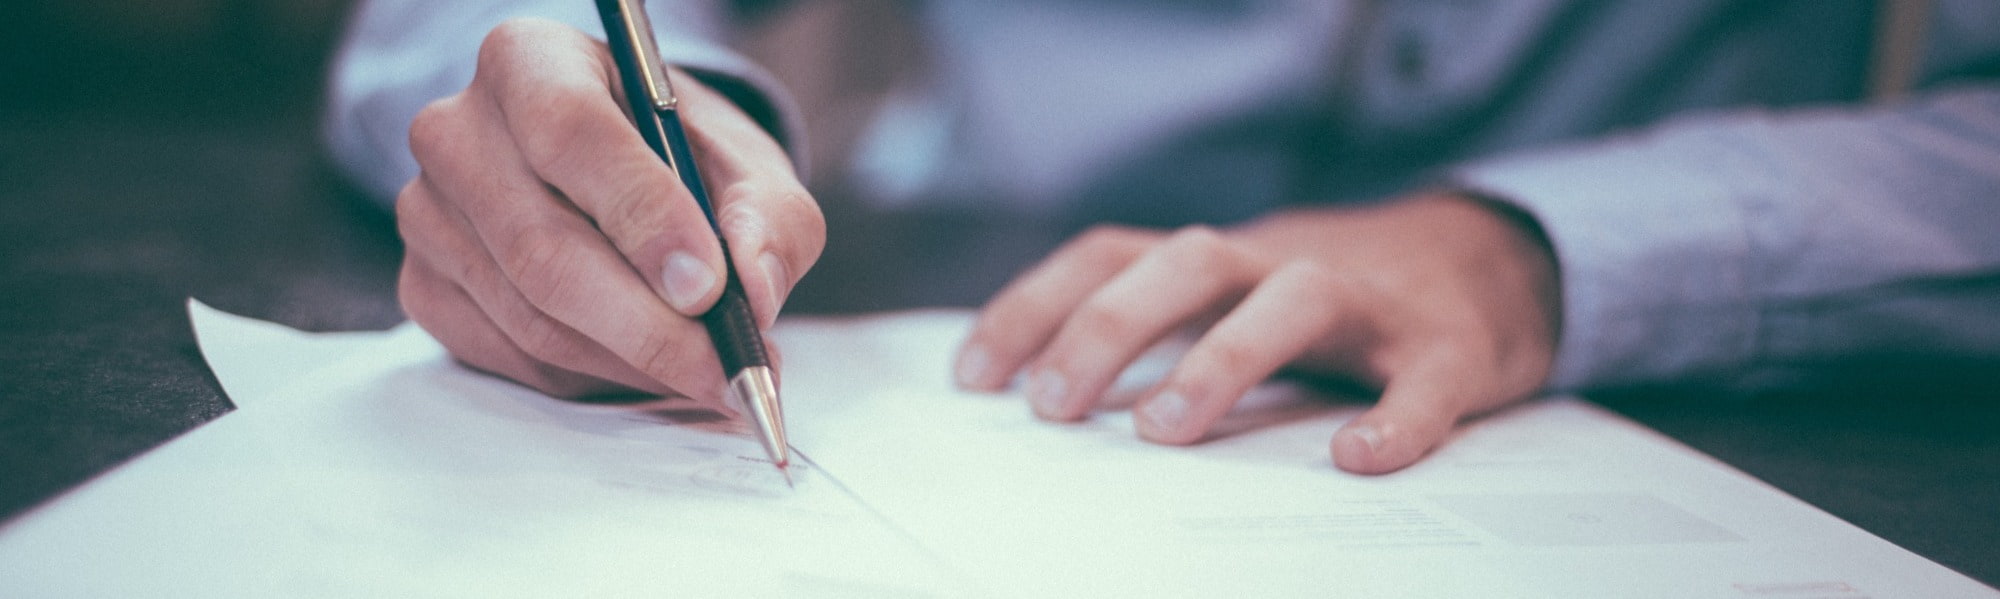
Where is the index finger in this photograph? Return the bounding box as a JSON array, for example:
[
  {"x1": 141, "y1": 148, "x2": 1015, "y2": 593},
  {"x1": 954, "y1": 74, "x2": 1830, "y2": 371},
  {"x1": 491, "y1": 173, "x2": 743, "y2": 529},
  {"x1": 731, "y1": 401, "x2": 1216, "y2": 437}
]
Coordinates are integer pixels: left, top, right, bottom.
[
  {"x1": 477, "y1": 19, "x2": 731, "y2": 316},
  {"x1": 955, "y1": 227, "x2": 1159, "y2": 391}
]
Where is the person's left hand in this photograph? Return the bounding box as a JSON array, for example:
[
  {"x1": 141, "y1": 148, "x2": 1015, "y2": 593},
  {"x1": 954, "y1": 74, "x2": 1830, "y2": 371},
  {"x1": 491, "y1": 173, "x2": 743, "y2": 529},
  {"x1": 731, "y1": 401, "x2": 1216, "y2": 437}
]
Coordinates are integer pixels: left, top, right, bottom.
[{"x1": 953, "y1": 191, "x2": 1562, "y2": 474}]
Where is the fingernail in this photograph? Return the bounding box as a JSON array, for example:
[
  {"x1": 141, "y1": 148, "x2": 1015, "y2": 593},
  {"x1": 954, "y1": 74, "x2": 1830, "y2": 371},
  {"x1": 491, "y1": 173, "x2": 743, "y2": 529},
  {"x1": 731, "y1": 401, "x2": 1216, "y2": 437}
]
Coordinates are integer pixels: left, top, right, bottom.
[
  {"x1": 1026, "y1": 369, "x2": 1068, "y2": 418},
  {"x1": 756, "y1": 252, "x2": 789, "y2": 328},
  {"x1": 955, "y1": 345, "x2": 991, "y2": 389},
  {"x1": 661, "y1": 251, "x2": 717, "y2": 313},
  {"x1": 1345, "y1": 424, "x2": 1383, "y2": 461},
  {"x1": 1139, "y1": 390, "x2": 1189, "y2": 436}
]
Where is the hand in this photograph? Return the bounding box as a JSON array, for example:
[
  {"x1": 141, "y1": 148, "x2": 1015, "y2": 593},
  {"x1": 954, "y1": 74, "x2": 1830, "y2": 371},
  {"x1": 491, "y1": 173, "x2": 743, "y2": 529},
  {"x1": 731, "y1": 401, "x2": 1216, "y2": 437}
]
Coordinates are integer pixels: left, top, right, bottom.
[
  {"x1": 396, "y1": 18, "x2": 823, "y2": 402},
  {"x1": 954, "y1": 192, "x2": 1560, "y2": 474}
]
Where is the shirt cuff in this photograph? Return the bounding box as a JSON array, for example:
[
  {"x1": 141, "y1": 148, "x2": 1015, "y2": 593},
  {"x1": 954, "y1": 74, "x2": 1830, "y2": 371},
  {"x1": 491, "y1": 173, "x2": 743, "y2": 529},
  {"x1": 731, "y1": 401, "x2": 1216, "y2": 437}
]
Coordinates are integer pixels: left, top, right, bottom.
[{"x1": 1452, "y1": 131, "x2": 1764, "y2": 391}]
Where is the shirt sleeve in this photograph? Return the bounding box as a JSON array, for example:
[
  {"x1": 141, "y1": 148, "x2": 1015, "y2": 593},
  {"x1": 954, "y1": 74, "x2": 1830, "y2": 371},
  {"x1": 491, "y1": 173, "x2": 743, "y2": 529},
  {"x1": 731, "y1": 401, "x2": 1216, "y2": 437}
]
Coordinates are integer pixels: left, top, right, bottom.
[
  {"x1": 1454, "y1": 85, "x2": 2000, "y2": 393},
  {"x1": 320, "y1": 0, "x2": 804, "y2": 205}
]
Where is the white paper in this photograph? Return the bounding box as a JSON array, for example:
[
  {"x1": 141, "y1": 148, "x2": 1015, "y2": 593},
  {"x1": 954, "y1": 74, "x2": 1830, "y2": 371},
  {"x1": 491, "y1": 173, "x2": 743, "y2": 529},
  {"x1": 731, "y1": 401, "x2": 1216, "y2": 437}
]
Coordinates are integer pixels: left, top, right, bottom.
[
  {"x1": 0, "y1": 304, "x2": 1991, "y2": 598},
  {"x1": 774, "y1": 313, "x2": 1998, "y2": 599},
  {"x1": 0, "y1": 302, "x2": 961, "y2": 598},
  {"x1": 187, "y1": 299, "x2": 411, "y2": 407}
]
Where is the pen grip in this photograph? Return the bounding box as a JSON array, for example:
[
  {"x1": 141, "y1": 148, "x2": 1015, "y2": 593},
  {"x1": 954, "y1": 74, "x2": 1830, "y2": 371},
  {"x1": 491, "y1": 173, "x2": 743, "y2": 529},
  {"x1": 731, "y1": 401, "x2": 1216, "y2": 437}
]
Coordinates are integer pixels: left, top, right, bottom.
[{"x1": 702, "y1": 275, "x2": 767, "y2": 375}]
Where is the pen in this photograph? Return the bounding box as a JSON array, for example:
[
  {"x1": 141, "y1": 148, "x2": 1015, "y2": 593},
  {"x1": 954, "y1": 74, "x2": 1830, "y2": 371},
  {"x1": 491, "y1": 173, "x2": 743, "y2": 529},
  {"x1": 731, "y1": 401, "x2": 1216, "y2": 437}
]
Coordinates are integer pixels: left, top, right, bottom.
[{"x1": 594, "y1": 0, "x2": 790, "y2": 475}]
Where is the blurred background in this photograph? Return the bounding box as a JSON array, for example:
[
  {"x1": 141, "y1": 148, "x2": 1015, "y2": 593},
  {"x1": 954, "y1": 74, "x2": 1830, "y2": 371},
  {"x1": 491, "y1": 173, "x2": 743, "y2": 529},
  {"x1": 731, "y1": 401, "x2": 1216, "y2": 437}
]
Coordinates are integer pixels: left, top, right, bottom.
[
  {"x1": 0, "y1": 0, "x2": 394, "y2": 522},
  {"x1": 3, "y1": 0, "x2": 351, "y2": 125},
  {"x1": 0, "y1": 0, "x2": 914, "y2": 176}
]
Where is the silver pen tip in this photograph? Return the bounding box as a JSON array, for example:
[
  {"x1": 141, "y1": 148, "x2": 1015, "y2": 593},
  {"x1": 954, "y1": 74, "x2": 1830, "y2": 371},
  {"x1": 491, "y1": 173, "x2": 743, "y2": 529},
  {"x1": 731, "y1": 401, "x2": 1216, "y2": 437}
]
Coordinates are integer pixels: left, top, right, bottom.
[{"x1": 728, "y1": 366, "x2": 789, "y2": 470}]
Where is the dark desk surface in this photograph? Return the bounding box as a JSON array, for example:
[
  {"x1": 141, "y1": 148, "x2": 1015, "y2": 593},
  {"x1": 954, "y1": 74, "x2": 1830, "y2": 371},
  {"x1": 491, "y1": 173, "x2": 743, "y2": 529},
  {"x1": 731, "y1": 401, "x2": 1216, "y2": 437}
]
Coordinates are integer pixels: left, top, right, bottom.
[{"x1": 3, "y1": 104, "x2": 1998, "y2": 589}]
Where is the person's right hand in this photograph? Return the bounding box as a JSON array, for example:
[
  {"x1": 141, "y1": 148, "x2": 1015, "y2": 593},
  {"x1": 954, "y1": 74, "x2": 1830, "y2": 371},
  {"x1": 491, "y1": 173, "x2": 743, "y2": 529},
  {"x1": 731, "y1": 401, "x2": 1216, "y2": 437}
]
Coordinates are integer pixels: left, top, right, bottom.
[{"x1": 395, "y1": 18, "x2": 823, "y2": 402}]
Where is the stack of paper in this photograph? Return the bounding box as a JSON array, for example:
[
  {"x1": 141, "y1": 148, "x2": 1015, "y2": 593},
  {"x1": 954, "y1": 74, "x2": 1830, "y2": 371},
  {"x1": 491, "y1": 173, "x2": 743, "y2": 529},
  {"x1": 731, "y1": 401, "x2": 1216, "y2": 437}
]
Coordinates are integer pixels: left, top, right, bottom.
[{"x1": 0, "y1": 301, "x2": 1990, "y2": 598}]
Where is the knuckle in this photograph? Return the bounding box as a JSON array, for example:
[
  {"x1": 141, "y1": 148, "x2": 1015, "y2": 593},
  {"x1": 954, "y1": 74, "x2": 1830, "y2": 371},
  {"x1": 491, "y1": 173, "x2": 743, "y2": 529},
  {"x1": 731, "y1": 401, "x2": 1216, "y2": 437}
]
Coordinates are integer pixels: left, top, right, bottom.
[
  {"x1": 516, "y1": 96, "x2": 589, "y2": 175},
  {"x1": 473, "y1": 19, "x2": 613, "y2": 181},
  {"x1": 989, "y1": 276, "x2": 1075, "y2": 328},
  {"x1": 781, "y1": 187, "x2": 828, "y2": 237},
  {"x1": 766, "y1": 186, "x2": 827, "y2": 240},
  {"x1": 1053, "y1": 226, "x2": 1141, "y2": 273},
  {"x1": 513, "y1": 312, "x2": 575, "y2": 359},
  {"x1": 629, "y1": 330, "x2": 694, "y2": 382},
  {"x1": 597, "y1": 173, "x2": 670, "y2": 233},
  {"x1": 395, "y1": 264, "x2": 437, "y2": 324},
  {"x1": 721, "y1": 183, "x2": 807, "y2": 229},
  {"x1": 1069, "y1": 299, "x2": 1141, "y2": 346},
  {"x1": 1161, "y1": 225, "x2": 1236, "y2": 273},
  {"x1": 447, "y1": 247, "x2": 493, "y2": 291},
  {"x1": 406, "y1": 98, "x2": 459, "y2": 164},
  {"x1": 716, "y1": 181, "x2": 766, "y2": 210},
  {"x1": 976, "y1": 294, "x2": 1035, "y2": 334},
  {"x1": 719, "y1": 183, "x2": 826, "y2": 265},
  {"x1": 1191, "y1": 339, "x2": 1260, "y2": 384},
  {"x1": 393, "y1": 184, "x2": 459, "y2": 254},
  {"x1": 516, "y1": 87, "x2": 615, "y2": 181},
  {"x1": 798, "y1": 202, "x2": 829, "y2": 262},
  {"x1": 714, "y1": 202, "x2": 763, "y2": 252},
  {"x1": 500, "y1": 225, "x2": 584, "y2": 308},
  {"x1": 393, "y1": 181, "x2": 428, "y2": 233},
  {"x1": 478, "y1": 18, "x2": 554, "y2": 72}
]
